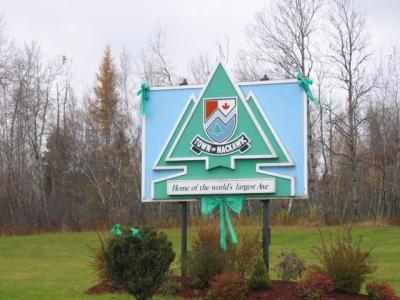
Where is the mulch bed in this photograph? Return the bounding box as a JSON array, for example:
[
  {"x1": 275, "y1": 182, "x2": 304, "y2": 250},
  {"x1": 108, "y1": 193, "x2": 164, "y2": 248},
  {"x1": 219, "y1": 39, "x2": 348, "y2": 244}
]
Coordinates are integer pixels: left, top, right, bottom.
[
  {"x1": 85, "y1": 281, "x2": 124, "y2": 295},
  {"x1": 86, "y1": 277, "x2": 368, "y2": 299},
  {"x1": 246, "y1": 280, "x2": 368, "y2": 300}
]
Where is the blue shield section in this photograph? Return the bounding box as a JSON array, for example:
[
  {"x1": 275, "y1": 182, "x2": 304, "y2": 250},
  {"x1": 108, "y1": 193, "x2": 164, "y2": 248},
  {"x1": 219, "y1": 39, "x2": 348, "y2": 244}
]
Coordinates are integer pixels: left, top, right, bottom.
[{"x1": 206, "y1": 115, "x2": 236, "y2": 143}]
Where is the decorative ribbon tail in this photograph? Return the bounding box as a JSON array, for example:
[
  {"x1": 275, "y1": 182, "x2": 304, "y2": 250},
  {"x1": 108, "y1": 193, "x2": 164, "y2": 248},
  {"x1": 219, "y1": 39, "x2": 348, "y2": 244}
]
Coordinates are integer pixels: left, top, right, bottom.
[
  {"x1": 111, "y1": 224, "x2": 122, "y2": 236},
  {"x1": 307, "y1": 92, "x2": 321, "y2": 111},
  {"x1": 140, "y1": 97, "x2": 146, "y2": 115},
  {"x1": 219, "y1": 203, "x2": 228, "y2": 250},
  {"x1": 137, "y1": 82, "x2": 151, "y2": 116},
  {"x1": 224, "y1": 204, "x2": 238, "y2": 245}
]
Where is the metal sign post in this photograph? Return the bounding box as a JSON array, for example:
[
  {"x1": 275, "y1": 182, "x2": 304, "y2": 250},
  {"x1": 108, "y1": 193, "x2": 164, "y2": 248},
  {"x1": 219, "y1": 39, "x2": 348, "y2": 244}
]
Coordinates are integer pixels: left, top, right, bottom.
[
  {"x1": 262, "y1": 200, "x2": 271, "y2": 269},
  {"x1": 180, "y1": 202, "x2": 188, "y2": 277}
]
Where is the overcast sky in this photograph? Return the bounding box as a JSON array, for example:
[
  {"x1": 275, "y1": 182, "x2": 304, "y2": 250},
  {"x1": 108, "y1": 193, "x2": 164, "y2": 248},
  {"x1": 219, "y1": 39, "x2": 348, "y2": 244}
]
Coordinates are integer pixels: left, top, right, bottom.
[{"x1": 2, "y1": 0, "x2": 400, "y2": 88}]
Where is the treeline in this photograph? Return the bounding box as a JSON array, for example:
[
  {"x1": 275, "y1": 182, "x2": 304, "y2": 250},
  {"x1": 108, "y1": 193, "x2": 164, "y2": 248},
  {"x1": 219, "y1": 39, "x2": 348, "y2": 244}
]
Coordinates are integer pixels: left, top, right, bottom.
[{"x1": 0, "y1": 0, "x2": 399, "y2": 232}]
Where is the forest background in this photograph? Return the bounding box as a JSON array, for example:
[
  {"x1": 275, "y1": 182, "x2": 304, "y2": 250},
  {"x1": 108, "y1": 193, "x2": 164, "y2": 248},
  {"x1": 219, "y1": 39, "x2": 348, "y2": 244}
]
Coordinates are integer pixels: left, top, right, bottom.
[{"x1": 0, "y1": 0, "x2": 399, "y2": 234}]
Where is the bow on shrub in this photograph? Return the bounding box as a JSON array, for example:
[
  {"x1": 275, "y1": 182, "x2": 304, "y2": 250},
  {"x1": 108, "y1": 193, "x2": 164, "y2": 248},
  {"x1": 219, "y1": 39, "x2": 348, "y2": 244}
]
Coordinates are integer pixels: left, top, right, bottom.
[
  {"x1": 137, "y1": 82, "x2": 151, "y2": 115},
  {"x1": 201, "y1": 196, "x2": 244, "y2": 250},
  {"x1": 130, "y1": 227, "x2": 141, "y2": 238},
  {"x1": 111, "y1": 224, "x2": 122, "y2": 235},
  {"x1": 295, "y1": 72, "x2": 320, "y2": 110},
  {"x1": 111, "y1": 224, "x2": 141, "y2": 238}
]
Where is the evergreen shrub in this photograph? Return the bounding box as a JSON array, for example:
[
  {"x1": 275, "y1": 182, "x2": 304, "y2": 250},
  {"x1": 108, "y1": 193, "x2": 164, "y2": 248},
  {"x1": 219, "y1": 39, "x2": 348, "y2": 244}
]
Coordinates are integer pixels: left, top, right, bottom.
[
  {"x1": 103, "y1": 227, "x2": 175, "y2": 300},
  {"x1": 249, "y1": 258, "x2": 272, "y2": 291}
]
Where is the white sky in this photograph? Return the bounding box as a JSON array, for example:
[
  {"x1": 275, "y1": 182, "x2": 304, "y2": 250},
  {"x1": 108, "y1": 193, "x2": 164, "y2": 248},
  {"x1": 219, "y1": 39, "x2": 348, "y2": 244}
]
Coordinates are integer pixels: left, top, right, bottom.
[{"x1": 1, "y1": 0, "x2": 399, "y2": 88}]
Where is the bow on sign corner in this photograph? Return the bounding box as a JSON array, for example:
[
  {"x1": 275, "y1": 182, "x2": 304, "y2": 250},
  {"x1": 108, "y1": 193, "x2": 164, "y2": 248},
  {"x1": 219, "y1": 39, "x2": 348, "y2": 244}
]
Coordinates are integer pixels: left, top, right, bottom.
[
  {"x1": 201, "y1": 196, "x2": 244, "y2": 250},
  {"x1": 295, "y1": 72, "x2": 320, "y2": 111}
]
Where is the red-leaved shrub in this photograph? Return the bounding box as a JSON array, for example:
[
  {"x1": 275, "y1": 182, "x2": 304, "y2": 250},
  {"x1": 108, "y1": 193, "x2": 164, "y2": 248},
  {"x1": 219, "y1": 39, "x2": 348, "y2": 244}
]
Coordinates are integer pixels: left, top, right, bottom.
[
  {"x1": 366, "y1": 282, "x2": 400, "y2": 300},
  {"x1": 187, "y1": 227, "x2": 226, "y2": 289},
  {"x1": 208, "y1": 273, "x2": 248, "y2": 300},
  {"x1": 226, "y1": 232, "x2": 262, "y2": 277},
  {"x1": 187, "y1": 227, "x2": 261, "y2": 289},
  {"x1": 297, "y1": 271, "x2": 335, "y2": 300},
  {"x1": 273, "y1": 249, "x2": 306, "y2": 281}
]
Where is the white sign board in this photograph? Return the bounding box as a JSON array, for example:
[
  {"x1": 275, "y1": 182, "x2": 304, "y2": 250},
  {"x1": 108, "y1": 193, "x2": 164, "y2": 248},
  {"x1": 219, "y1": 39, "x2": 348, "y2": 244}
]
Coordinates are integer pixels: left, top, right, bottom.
[{"x1": 167, "y1": 178, "x2": 275, "y2": 195}]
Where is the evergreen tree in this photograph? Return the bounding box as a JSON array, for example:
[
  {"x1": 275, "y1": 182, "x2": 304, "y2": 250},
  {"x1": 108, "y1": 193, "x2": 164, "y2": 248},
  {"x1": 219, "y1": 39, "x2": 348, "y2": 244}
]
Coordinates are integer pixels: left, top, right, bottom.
[
  {"x1": 213, "y1": 123, "x2": 222, "y2": 136},
  {"x1": 249, "y1": 259, "x2": 271, "y2": 291},
  {"x1": 84, "y1": 46, "x2": 134, "y2": 219},
  {"x1": 90, "y1": 46, "x2": 119, "y2": 145}
]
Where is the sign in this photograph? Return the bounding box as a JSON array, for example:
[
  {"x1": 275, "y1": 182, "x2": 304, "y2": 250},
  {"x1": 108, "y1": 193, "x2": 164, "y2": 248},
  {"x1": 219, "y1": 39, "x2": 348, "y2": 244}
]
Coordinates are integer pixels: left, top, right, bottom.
[
  {"x1": 167, "y1": 179, "x2": 275, "y2": 196},
  {"x1": 142, "y1": 63, "x2": 307, "y2": 201}
]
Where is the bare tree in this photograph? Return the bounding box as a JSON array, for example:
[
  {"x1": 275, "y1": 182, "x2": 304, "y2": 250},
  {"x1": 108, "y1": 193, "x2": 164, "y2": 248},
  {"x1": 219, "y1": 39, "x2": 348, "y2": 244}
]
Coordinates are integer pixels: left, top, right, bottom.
[
  {"x1": 327, "y1": 0, "x2": 374, "y2": 221},
  {"x1": 117, "y1": 48, "x2": 143, "y2": 219},
  {"x1": 245, "y1": 0, "x2": 322, "y2": 208},
  {"x1": 364, "y1": 48, "x2": 400, "y2": 220},
  {"x1": 234, "y1": 49, "x2": 266, "y2": 81},
  {"x1": 189, "y1": 38, "x2": 230, "y2": 84},
  {"x1": 0, "y1": 15, "x2": 12, "y2": 85},
  {"x1": 188, "y1": 54, "x2": 211, "y2": 84},
  {"x1": 246, "y1": 0, "x2": 321, "y2": 78},
  {"x1": 216, "y1": 36, "x2": 230, "y2": 63},
  {"x1": 136, "y1": 28, "x2": 176, "y2": 87},
  {"x1": 0, "y1": 37, "x2": 68, "y2": 228}
]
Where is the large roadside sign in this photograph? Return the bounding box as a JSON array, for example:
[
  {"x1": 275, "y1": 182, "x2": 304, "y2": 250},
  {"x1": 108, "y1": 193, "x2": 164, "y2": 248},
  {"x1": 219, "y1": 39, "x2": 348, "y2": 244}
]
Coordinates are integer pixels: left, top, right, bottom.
[{"x1": 142, "y1": 63, "x2": 307, "y2": 202}]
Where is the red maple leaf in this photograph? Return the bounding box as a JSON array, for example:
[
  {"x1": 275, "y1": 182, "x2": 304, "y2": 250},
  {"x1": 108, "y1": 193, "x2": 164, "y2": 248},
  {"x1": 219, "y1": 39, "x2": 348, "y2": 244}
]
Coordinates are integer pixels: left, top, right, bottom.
[{"x1": 222, "y1": 102, "x2": 230, "y2": 110}]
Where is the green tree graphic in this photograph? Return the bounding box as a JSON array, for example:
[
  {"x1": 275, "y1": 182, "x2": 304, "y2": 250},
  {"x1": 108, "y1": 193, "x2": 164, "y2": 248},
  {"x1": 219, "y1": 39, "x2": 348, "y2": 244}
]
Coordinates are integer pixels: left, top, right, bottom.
[{"x1": 212, "y1": 123, "x2": 223, "y2": 136}]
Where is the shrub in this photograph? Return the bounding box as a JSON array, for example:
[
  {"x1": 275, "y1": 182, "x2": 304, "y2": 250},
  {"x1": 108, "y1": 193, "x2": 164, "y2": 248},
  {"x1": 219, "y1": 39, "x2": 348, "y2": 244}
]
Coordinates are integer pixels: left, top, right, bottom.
[
  {"x1": 187, "y1": 227, "x2": 227, "y2": 289},
  {"x1": 311, "y1": 227, "x2": 376, "y2": 294},
  {"x1": 159, "y1": 279, "x2": 182, "y2": 296},
  {"x1": 87, "y1": 232, "x2": 109, "y2": 283},
  {"x1": 366, "y1": 282, "x2": 400, "y2": 300},
  {"x1": 208, "y1": 272, "x2": 248, "y2": 300},
  {"x1": 103, "y1": 227, "x2": 175, "y2": 300},
  {"x1": 273, "y1": 249, "x2": 306, "y2": 281},
  {"x1": 297, "y1": 271, "x2": 335, "y2": 300},
  {"x1": 226, "y1": 232, "x2": 262, "y2": 277},
  {"x1": 187, "y1": 227, "x2": 262, "y2": 288},
  {"x1": 249, "y1": 258, "x2": 271, "y2": 291}
]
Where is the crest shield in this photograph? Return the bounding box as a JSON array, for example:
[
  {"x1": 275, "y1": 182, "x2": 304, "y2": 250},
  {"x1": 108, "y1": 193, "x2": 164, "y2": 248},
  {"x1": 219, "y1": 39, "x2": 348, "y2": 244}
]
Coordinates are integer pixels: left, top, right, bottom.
[{"x1": 204, "y1": 97, "x2": 237, "y2": 143}]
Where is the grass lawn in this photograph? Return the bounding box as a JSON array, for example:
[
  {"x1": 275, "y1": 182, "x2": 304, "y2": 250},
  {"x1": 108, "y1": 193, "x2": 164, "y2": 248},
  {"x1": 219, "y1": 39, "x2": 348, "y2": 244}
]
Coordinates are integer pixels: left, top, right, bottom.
[{"x1": 0, "y1": 226, "x2": 399, "y2": 299}]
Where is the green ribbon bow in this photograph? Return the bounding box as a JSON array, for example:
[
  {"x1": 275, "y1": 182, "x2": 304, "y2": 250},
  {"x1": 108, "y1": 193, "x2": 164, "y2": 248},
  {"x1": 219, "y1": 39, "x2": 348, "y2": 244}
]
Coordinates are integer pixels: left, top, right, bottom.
[
  {"x1": 201, "y1": 196, "x2": 244, "y2": 250},
  {"x1": 111, "y1": 224, "x2": 122, "y2": 236},
  {"x1": 130, "y1": 227, "x2": 141, "y2": 238},
  {"x1": 111, "y1": 224, "x2": 141, "y2": 238},
  {"x1": 137, "y1": 82, "x2": 151, "y2": 115},
  {"x1": 295, "y1": 72, "x2": 320, "y2": 110}
]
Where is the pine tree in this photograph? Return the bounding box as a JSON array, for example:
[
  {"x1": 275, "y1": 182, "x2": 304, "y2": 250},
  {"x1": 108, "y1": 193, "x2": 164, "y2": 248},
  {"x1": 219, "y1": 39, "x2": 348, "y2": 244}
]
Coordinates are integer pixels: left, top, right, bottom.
[
  {"x1": 213, "y1": 122, "x2": 223, "y2": 136},
  {"x1": 249, "y1": 259, "x2": 271, "y2": 291},
  {"x1": 90, "y1": 46, "x2": 119, "y2": 145},
  {"x1": 85, "y1": 46, "x2": 128, "y2": 217}
]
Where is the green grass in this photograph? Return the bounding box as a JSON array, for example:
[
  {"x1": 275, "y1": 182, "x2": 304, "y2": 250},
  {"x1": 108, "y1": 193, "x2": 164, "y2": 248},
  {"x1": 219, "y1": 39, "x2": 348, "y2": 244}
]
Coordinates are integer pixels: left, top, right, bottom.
[{"x1": 0, "y1": 226, "x2": 399, "y2": 299}]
